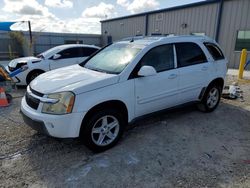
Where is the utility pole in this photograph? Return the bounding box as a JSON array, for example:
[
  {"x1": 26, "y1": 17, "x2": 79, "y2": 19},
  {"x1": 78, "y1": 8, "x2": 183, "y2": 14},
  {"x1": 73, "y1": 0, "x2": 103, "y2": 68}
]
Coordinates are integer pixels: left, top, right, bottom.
[{"x1": 28, "y1": 21, "x2": 32, "y2": 45}]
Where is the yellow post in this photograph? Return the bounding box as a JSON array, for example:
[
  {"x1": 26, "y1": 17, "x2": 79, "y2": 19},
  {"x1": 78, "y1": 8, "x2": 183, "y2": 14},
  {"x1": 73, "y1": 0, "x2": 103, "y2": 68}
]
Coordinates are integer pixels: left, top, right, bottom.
[{"x1": 238, "y1": 49, "x2": 247, "y2": 79}]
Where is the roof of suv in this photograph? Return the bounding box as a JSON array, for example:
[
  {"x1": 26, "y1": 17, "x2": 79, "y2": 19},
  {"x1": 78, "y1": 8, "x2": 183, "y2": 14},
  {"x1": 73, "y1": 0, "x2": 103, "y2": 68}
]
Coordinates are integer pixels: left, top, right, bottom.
[{"x1": 118, "y1": 35, "x2": 215, "y2": 47}]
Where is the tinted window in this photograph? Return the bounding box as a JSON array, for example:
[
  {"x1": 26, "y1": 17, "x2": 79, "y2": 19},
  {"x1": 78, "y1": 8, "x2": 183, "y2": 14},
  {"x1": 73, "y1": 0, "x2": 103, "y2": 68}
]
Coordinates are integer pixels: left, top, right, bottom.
[
  {"x1": 80, "y1": 47, "x2": 98, "y2": 57},
  {"x1": 204, "y1": 42, "x2": 224, "y2": 60},
  {"x1": 175, "y1": 42, "x2": 207, "y2": 67},
  {"x1": 235, "y1": 30, "x2": 250, "y2": 51},
  {"x1": 140, "y1": 44, "x2": 174, "y2": 72},
  {"x1": 58, "y1": 47, "x2": 81, "y2": 59}
]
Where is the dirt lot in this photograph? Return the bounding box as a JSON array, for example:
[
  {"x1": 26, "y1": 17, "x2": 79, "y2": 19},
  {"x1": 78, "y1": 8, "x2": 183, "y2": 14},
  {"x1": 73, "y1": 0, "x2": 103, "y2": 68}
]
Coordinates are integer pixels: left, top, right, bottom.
[{"x1": 1, "y1": 75, "x2": 250, "y2": 188}]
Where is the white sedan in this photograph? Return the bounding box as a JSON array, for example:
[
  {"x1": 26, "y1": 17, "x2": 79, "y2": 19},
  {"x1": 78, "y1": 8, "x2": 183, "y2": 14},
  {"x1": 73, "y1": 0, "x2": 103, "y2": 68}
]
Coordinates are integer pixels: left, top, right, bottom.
[{"x1": 7, "y1": 44, "x2": 100, "y2": 85}]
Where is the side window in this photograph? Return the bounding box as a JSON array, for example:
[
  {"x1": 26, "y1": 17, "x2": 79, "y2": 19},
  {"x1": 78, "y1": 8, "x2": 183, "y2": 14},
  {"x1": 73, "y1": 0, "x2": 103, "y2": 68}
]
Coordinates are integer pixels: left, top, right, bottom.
[
  {"x1": 204, "y1": 42, "x2": 224, "y2": 60},
  {"x1": 175, "y1": 42, "x2": 207, "y2": 67},
  {"x1": 58, "y1": 47, "x2": 80, "y2": 59},
  {"x1": 80, "y1": 47, "x2": 99, "y2": 57},
  {"x1": 140, "y1": 44, "x2": 174, "y2": 72}
]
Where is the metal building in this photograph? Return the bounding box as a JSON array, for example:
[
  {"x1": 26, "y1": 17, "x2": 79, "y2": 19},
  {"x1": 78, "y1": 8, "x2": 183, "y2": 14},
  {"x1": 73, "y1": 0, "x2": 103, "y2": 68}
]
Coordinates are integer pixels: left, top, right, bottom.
[
  {"x1": 101, "y1": 0, "x2": 250, "y2": 69},
  {"x1": 0, "y1": 31, "x2": 101, "y2": 61}
]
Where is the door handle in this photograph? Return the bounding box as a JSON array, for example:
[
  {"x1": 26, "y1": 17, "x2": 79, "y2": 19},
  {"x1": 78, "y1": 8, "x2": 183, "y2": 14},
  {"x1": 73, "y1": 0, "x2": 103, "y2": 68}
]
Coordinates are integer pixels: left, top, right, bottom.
[
  {"x1": 201, "y1": 66, "x2": 208, "y2": 71},
  {"x1": 168, "y1": 74, "x2": 177, "y2": 79}
]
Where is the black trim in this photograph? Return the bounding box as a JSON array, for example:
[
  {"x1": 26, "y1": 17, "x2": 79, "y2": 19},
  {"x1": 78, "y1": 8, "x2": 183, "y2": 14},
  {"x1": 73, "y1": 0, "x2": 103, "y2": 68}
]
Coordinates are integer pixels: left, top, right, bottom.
[
  {"x1": 128, "y1": 101, "x2": 199, "y2": 126},
  {"x1": 145, "y1": 14, "x2": 148, "y2": 36},
  {"x1": 30, "y1": 87, "x2": 44, "y2": 97},
  {"x1": 25, "y1": 92, "x2": 40, "y2": 110},
  {"x1": 101, "y1": 0, "x2": 220, "y2": 23},
  {"x1": 20, "y1": 110, "x2": 49, "y2": 135},
  {"x1": 199, "y1": 87, "x2": 207, "y2": 100},
  {"x1": 215, "y1": 0, "x2": 224, "y2": 42}
]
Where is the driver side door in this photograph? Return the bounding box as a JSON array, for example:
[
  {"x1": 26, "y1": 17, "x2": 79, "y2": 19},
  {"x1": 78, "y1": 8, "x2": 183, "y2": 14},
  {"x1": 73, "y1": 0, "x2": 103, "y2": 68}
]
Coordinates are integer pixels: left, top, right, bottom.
[
  {"x1": 49, "y1": 47, "x2": 82, "y2": 70},
  {"x1": 134, "y1": 44, "x2": 180, "y2": 117}
]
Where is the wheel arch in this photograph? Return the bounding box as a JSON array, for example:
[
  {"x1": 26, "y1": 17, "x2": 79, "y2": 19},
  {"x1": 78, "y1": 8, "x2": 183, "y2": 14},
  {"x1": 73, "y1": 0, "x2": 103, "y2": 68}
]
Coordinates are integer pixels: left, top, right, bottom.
[
  {"x1": 208, "y1": 77, "x2": 224, "y2": 89},
  {"x1": 199, "y1": 77, "x2": 224, "y2": 100},
  {"x1": 80, "y1": 100, "x2": 129, "y2": 131},
  {"x1": 26, "y1": 69, "x2": 45, "y2": 84}
]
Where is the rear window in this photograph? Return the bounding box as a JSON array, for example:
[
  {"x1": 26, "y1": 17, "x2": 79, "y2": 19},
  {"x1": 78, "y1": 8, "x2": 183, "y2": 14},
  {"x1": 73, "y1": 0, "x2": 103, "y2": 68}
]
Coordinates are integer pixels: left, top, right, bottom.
[
  {"x1": 204, "y1": 42, "x2": 224, "y2": 61},
  {"x1": 175, "y1": 42, "x2": 207, "y2": 67}
]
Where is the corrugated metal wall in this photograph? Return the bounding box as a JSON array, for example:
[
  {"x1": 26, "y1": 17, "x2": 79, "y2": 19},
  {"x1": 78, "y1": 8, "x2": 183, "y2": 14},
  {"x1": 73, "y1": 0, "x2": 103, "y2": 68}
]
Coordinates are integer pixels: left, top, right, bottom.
[
  {"x1": 101, "y1": 16, "x2": 145, "y2": 43},
  {"x1": 33, "y1": 32, "x2": 101, "y2": 55},
  {"x1": 218, "y1": 0, "x2": 250, "y2": 68},
  {"x1": 101, "y1": 3, "x2": 219, "y2": 41},
  {"x1": 147, "y1": 3, "x2": 219, "y2": 38},
  {"x1": 101, "y1": 0, "x2": 250, "y2": 69}
]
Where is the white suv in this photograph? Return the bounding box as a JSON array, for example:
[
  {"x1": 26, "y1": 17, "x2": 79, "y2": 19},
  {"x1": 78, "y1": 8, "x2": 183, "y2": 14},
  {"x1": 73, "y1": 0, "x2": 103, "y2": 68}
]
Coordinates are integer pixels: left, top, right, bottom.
[
  {"x1": 7, "y1": 44, "x2": 100, "y2": 85},
  {"x1": 21, "y1": 36, "x2": 228, "y2": 152}
]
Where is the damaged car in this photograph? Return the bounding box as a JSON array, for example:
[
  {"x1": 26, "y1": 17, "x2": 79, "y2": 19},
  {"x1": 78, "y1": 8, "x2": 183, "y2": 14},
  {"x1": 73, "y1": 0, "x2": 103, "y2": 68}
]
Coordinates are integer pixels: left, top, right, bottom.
[{"x1": 6, "y1": 44, "x2": 100, "y2": 85}]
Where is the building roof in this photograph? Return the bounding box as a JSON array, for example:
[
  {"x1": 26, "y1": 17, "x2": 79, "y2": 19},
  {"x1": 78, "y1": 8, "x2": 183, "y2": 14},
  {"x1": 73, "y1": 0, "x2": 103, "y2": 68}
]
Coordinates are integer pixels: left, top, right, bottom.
[{"x1": 100, "y1": 0, "x2": 220, "y2": 23}]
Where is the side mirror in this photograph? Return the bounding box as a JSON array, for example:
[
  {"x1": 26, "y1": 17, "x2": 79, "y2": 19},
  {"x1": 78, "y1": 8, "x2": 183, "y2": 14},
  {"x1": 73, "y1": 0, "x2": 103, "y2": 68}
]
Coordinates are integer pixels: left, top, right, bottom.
[
  {"x1": 138, "y1": 65, "x2": 157, "y2": 77},
  {"x1": 52, "y1": 54, "x2": 61, "y2": 60}
]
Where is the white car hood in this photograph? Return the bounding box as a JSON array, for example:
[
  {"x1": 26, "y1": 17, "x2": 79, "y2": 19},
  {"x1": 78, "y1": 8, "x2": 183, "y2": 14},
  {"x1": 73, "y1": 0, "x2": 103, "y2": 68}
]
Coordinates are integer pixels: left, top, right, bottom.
[
  {"x1": 30, "y1": 64, "x2": 119, "y2": 94},
  {"x1": 8, "y1": 56, "x2": 41, "y2": 67}
]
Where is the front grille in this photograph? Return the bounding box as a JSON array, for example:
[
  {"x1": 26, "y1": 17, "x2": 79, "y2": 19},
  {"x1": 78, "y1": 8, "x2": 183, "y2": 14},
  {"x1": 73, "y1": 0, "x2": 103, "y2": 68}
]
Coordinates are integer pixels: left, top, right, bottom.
[
  {"x1": 30, "y1": 87, "x2": 44, "y2": 97},
  {"x1": 25, "y1": 93, "x2": 40, "y2": 110}
]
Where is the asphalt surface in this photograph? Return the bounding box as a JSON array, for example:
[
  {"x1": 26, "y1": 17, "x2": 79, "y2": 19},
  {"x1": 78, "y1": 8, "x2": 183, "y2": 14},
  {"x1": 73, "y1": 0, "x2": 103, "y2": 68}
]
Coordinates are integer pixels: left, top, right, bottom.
[{"x1": 1, "y1": 76, "x2": 250, "y2": 188}]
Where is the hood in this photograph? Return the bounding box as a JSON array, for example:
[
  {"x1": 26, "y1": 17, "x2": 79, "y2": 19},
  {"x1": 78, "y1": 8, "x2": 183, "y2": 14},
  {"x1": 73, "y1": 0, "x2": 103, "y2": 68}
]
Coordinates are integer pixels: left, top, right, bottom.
[
  {"x1": 8, "y1": 56, "x2": 41, "y2": 68},
  {"x1": 30, "y1": 64, "x2": 119, "y2": 94}
]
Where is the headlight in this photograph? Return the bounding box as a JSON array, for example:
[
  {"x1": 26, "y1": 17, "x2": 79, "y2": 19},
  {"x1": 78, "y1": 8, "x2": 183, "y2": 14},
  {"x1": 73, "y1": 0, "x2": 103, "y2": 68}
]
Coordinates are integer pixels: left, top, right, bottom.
[{"x1": 42, "y1": 91, "x2": 75, "y2": 115}]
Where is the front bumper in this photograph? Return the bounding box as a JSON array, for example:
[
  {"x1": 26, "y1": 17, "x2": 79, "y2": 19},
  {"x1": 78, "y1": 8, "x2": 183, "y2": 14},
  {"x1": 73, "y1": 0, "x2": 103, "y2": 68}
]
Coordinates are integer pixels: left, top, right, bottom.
[
  {"x1": 20, "y1": 110, "x2": 49, "y2": 135},
  {"x1": 21, "y1": 96, "x2": 86, "y2": 138},
  {"x1": 5, "y1": 65, "x2": 26, "y2": 85}
]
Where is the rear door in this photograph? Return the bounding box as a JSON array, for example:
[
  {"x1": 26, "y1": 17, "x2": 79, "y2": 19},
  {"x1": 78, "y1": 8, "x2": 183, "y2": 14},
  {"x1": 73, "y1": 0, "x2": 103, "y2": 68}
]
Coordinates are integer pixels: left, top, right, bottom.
[{"x1": 176, "y1": 42, "x2": 212, "y2": 103}]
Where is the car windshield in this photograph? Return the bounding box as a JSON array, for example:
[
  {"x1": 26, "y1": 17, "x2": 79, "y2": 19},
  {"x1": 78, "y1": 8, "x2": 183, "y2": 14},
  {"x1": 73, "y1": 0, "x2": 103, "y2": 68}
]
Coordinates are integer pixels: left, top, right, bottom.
[
  {"x1": 36, "y1": 46, "x2": 62, "y2": 59},
  {"x1": 82, "y1": 43, "x2": 142, "y2": 74}
]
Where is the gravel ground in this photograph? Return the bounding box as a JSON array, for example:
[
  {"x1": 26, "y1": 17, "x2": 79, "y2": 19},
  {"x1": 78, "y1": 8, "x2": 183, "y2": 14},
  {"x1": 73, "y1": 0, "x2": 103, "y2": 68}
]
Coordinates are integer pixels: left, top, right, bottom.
[{"x1": 1, "y1": 75, "x2": 250, "y2": 188}]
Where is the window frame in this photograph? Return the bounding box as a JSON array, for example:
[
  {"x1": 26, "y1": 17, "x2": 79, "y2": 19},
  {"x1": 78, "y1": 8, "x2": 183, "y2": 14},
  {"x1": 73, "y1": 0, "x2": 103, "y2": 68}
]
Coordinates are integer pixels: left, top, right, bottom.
[
  {"x1": 56, "y1": 47, "x2": 82, "y2": 59},
  {"x1": 174, "y1": 42, "x2": 208, "y2": 68},
  {"x1": 204, "y1": 42, "x2": 225, "y2": 61},
  {"x1": 128, "y1": 43, "x2": 176, "y2": 79},
  {"x1": 235, "y1": 30, "x2": 250, "y2": 51}
]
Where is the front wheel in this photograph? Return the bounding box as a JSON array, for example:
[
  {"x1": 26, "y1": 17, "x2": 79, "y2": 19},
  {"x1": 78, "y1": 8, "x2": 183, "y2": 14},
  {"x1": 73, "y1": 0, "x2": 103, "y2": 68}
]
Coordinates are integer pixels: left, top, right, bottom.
[
  {"x1": 80, "y1": 109, "x2": 125, "y2": 152},
  {"x1": 26, "y1": 71, "x2": 44, "y2": 85},
  {"x1": 197, "y1": 84, "x2": 222, "y2": 112}
]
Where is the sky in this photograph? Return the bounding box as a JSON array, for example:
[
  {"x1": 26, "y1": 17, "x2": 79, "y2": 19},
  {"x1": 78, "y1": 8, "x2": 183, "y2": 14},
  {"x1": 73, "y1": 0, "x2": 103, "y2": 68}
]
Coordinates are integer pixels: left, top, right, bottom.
[{"x1": 0, "y1": 0, "x2": 205, "y2": 34}]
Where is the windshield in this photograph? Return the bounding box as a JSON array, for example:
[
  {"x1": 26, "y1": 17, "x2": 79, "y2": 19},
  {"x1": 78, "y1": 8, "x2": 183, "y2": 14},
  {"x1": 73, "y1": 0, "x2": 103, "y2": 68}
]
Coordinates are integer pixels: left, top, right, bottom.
[
  {"x1": 36, "y1": 46, "x2": 62, "y2": 59},
  {"x1": 82, "y1": 43, "x2": 142, "y2": 74}
]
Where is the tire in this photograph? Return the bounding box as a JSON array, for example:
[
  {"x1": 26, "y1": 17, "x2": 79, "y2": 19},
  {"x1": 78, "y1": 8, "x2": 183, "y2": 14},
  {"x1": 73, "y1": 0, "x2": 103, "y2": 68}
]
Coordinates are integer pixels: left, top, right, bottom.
[
  {"x1": 26, "y1": 71, "x2": 44, "y2": 85},
  {"x1": 80, "y1": 109, "x2": 125, "y2": 152},
  {"x1": 197, "y1": 84, "x2": 222, "y2": 112}
]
